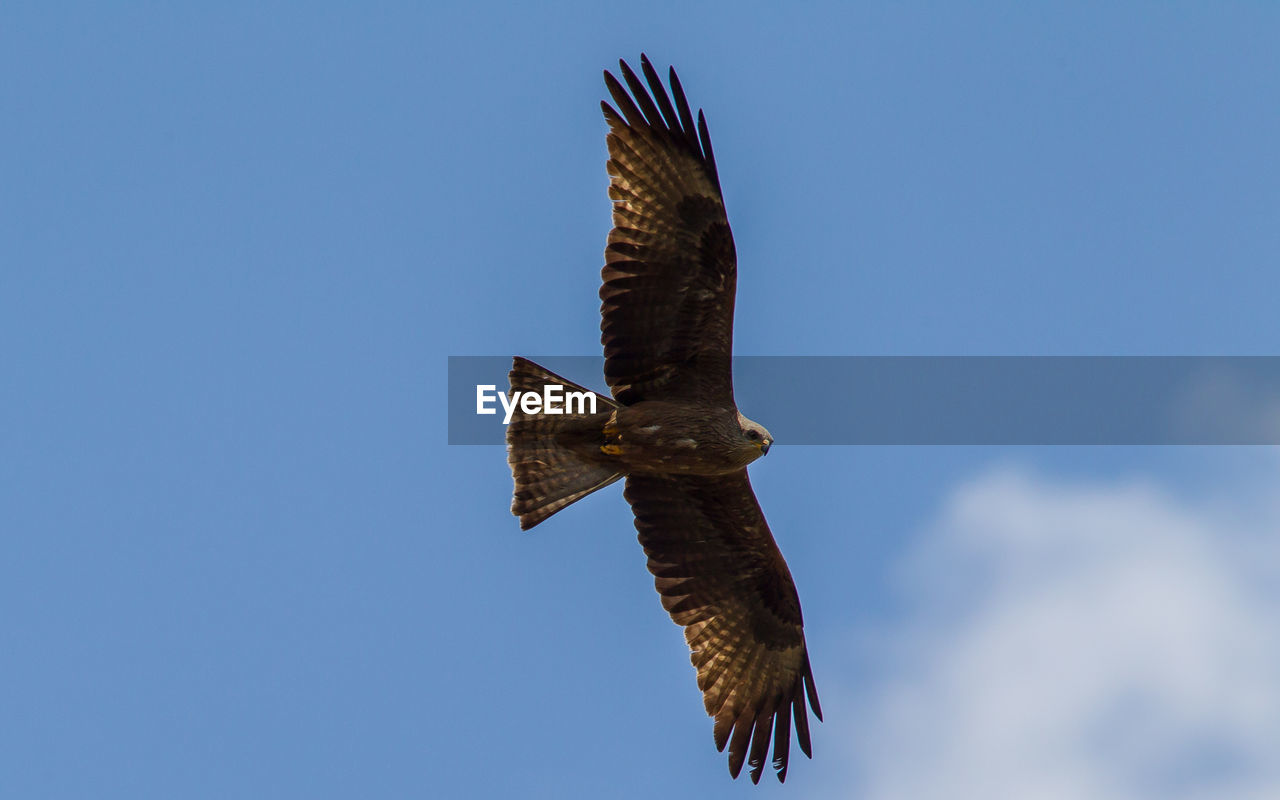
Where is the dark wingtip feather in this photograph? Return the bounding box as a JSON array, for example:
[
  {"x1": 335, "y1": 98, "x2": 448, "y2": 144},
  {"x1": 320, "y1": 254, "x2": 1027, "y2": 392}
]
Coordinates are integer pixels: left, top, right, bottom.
[
  {"x1": 713, "y1": 713, "x2": 732, "y2": 752},
  {"x1": 727, "y1": 715, "x2": 752, "y2": 779},
  {"x1": 773, "y1": 704, "x2": 792, "y2": 782},
  {"x1": 666, "y1": 65, "x2": 701, "y2": 153},
  {"x1": 640, "y1": 54, "x2": 681, "y2": 132},
  {"x1": 804, "y1": 656, "x2": 823, "y2": 721},
  {"x1": 697, "y1": 110, "x2": 721, "y2": 191},
  {"x1": 747, "y1": 710, "x2": 774, "y2": 784},
  {"x1": 604, "y1": 69, "x2": 646, "y2": 128},
  {"x1": 794, "y1": 692, "x2": 813, "y2": 759},
  {"x1": 618, "y1": 58, "x2": 662, "y2": 129},
  {"x1": 728, "y1": 755, "x2": 744, "y2": 779}
]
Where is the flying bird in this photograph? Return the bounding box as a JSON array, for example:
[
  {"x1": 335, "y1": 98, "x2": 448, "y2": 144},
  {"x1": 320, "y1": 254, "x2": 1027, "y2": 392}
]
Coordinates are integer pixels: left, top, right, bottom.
[{"x1": 506, "y1": 55, "x2": 821, "y2": 783}]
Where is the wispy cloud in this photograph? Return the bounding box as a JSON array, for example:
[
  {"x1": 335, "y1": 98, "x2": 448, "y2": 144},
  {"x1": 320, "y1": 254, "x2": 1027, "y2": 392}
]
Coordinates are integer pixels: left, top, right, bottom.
[
  {"x1": 1169, "y1": 366, "x2": 1280, "y2": 444},
  {"x1": 821, "y1": 460, "x2": 1280, "y2": 799}
]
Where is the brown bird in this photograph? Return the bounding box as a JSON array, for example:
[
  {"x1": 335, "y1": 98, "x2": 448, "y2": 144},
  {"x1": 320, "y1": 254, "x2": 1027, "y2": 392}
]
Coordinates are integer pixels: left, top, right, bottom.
[{"x1": 506, "y1": 55, "x2": 821, "y2": 783}]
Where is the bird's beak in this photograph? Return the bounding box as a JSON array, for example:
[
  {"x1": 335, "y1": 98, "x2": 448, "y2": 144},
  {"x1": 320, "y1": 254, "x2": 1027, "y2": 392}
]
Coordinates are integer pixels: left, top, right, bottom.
[{"x1": 759, "y1": 439, "x2": 771, "y2": 455}]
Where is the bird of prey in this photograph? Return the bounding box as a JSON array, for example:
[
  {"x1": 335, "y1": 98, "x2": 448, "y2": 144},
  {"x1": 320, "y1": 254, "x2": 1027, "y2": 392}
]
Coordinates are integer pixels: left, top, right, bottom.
[{"x1": 506, "y1": 55, "x2": 821, "y2": 783}]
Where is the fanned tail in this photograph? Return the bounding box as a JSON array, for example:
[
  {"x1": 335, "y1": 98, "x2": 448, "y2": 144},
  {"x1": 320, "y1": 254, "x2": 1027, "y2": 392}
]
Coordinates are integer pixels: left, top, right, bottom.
[{"x1": 506, "y1": 357, "x2": 622, "y2": 529}]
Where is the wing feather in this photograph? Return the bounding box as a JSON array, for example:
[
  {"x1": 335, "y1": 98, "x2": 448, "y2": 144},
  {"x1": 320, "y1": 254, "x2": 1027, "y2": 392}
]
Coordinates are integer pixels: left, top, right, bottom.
[
  {"x1": 667, "y1": 65, "x2": 703, "y2": 155},
  {"x1": 624, "y1": 471, "x2": 820, "y2": 783},
  {"x1": 640, "y1": 58, "x2": 682, "y2": 133},
  {"x1": 600, "y1": 56, "x2": 737, "y2": 406}
]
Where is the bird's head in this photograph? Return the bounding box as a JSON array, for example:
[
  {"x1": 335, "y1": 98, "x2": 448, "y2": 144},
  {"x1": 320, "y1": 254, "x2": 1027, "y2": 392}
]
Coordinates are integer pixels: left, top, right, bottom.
[{"x1": 737, "y1": 412, "x2": 773, "y2": 460}]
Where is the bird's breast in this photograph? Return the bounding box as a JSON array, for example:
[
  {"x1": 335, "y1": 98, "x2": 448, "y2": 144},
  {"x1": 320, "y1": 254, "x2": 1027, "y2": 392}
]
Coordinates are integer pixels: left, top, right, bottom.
[{"x1": 598, "y1": 402, "x2": 750, "y2": 475}]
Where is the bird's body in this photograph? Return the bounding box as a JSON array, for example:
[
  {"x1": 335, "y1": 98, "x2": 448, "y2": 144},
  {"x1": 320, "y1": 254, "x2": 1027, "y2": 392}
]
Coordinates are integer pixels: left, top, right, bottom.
[
  {"x1": 506, "y1": 56, "x2": 820, "y2": 783},
  {"x1": 603, "y1": 401, "x2": 768, "y2": 474}
]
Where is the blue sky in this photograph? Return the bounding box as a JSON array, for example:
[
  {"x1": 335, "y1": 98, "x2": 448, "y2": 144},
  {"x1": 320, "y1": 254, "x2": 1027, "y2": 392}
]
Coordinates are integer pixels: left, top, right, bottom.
[{"x1": 3, "y1": 3, "x2": 1279, "y2": 798}]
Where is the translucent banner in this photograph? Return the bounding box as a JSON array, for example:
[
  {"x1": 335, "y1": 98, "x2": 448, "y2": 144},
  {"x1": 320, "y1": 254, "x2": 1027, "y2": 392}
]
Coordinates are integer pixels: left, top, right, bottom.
[{"x1": 447, "y1": 356, "x2": 1280, "y2": 445}]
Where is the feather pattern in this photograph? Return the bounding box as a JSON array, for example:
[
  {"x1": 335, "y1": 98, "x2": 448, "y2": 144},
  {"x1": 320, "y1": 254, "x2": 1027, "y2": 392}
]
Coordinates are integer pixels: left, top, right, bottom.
[
  {"x1": 625, "y1": 471, "x2": 821, "y2": 783},
  {"x1": 600, "y1": 55, "x2": 737, "y2": 406}
]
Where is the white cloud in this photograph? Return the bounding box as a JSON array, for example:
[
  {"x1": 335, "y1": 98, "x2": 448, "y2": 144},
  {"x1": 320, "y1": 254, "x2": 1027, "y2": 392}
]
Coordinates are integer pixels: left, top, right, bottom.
[
  {"x1": 1169, "y1": 366, "x2": 1280, "y2": 444},
  {"x1": 825, "y1": 462, "x2": 1280, "y2": 799}
]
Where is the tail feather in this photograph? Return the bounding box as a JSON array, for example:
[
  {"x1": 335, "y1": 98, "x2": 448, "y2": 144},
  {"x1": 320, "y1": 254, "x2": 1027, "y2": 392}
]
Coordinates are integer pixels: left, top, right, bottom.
[{"x1": 506, "y1": 357, "x2": 622, "y2": 529}]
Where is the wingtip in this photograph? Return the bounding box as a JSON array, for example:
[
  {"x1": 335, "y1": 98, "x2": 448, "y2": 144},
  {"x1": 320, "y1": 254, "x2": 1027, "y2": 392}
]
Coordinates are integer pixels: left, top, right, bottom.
[
  {"x1": 616, "y1": 57, "x2": 638, "y2": 85},
  {"x1": 805, "y1": 666, "x2": 823, "y2": 722},
  {"x1": 794, "y1": 693, "x2": 813, "y2": 759},
  {"x1": 728, "y1": 758, "x2": 745, "y2": 781},
  {"x1": 713, "y1": 713, "x2": 731, "y2": 752}
]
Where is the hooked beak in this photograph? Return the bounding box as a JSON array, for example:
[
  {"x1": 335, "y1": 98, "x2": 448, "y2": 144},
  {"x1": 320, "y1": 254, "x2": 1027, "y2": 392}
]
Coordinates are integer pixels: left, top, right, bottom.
[{"x1": 759, "y1": 438, "x2": 771, "y2": 455}]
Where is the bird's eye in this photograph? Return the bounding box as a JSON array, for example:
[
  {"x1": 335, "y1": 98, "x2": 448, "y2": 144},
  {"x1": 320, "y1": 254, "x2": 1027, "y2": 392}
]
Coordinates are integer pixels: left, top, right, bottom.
[{"x1": 746, "y1": 430, "x2": 760, "y2": 440}]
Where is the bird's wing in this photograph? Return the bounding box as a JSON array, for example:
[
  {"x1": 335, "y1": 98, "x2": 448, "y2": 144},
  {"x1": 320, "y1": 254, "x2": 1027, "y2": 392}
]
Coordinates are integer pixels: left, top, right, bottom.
[
  {"x1": 624, "y1": 471, "x2": 822, "y2": 783},
  {"x1": 600, "y1": 55, "x2": 738, "y2": 407}
]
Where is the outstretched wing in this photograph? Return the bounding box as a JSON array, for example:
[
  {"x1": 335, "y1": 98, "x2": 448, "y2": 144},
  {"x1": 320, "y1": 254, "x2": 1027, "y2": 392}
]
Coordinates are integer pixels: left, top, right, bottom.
[
  {"x1": 600, "y1": 55, "x2": 738, "y2": 407},
  {"x1": 624, "y1": 472, "x2": 822, "y2": 783}
]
